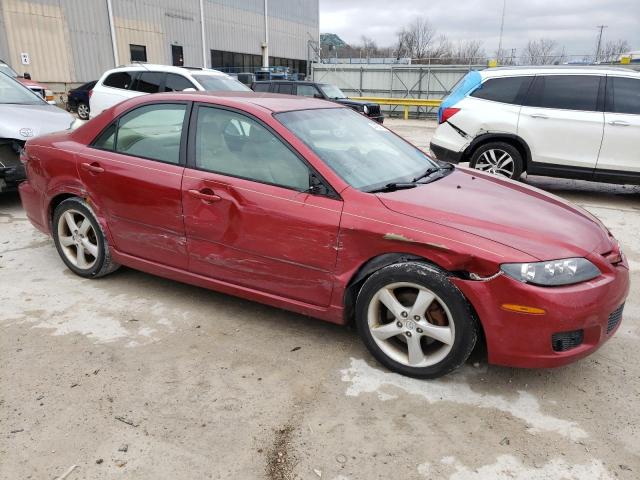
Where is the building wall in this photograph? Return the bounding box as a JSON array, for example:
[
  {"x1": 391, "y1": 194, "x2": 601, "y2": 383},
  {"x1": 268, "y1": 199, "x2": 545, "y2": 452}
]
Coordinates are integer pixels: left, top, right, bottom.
[{"x1": 0, "y1": 0, "x2": 318, "y2": 83}]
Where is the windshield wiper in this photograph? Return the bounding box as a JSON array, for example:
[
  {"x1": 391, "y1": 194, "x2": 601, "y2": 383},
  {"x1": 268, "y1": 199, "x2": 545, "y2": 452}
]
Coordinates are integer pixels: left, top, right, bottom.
[{"x1": 368, "y1": 182, "x2": 418, "y2": 193}]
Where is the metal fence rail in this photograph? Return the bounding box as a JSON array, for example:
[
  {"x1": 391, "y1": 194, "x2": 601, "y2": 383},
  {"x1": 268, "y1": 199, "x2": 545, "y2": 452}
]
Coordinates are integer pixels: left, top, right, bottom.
[{"x1": 311, "y1": 63, "x2": 481, "y2": 118}]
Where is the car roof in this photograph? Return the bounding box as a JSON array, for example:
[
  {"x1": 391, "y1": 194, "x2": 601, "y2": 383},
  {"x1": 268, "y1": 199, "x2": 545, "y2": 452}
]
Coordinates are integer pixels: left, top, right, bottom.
[
  {"x1": 481, "y1": 65, "x2": 640, "y2": 78},
  {"x1": 105, "y1": 64, "x2": 230, "y2": 77}
]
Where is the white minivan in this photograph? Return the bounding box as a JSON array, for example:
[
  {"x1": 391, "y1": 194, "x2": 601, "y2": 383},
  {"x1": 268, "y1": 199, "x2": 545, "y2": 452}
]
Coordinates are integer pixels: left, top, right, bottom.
[
  {"x1": 430, "y1": 66, "x2": 640, "y2": 185},
  {"x1": 90, "y1": 64, "x2": 250, "y2": 118}
]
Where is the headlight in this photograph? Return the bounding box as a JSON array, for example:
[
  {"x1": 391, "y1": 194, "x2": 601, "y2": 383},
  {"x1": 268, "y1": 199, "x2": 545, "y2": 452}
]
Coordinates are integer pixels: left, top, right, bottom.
[
  {"x1": 500, "y1": 258, "x2": 600, "y2": 286},
  {"x1": 363, "y1": 105, "x2": 369, "y2": 114}
]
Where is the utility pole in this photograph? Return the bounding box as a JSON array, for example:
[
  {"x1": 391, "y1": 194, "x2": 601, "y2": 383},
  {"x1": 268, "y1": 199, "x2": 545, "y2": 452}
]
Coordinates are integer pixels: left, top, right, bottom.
[
  {"x1": 497, "y1": 0, "x2": 507, "y2": 60},
  {"x1": 595, "y1": 25, "x2": 607, "y2": 63}
]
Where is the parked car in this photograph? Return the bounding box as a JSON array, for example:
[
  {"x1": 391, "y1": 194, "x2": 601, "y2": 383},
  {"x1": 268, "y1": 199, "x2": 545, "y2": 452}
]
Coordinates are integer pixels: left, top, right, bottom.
[
  {"x1": 430, "y1": 66, "x2": 640, "y2": 185},
  {"x1": 0, "y1": 72, "x2": 74, "y2": 193},
  {"x1": 0, "y1": 59, "x2": 56, "y2": 104},
  {"x1": 66, "y1": 80, "x2": 96, "y2": 120},
  {"x1": 19, "y1": 92, "x2": 629, "y2": 378},
  {"x1": 90, "y1": 64, "x2": 251, "y2": 118},
  {"x1": 252, "y1": 80, "x2": 384, "y2": 123}
]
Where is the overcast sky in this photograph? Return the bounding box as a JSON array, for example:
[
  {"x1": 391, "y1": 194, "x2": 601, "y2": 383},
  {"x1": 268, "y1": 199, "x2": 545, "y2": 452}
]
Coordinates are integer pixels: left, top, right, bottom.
[{"x1": 320, "y1": 0, "x2": 640, "y2": 56}]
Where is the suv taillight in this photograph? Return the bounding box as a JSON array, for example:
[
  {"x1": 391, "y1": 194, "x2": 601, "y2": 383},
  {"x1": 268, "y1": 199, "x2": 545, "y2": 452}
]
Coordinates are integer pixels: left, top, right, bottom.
[
  {"x1": 88, "y1": 89, "x2": 93, "y2": 98},
  {"x1": 439, "y1": 107, "x2": 460, "y2": 124}
]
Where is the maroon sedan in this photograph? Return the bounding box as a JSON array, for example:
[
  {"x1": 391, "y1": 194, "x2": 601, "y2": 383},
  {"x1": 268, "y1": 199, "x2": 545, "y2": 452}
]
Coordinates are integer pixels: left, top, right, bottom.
[{"x1": 18, "y1": 92, "x2": 629, "y2": 378}]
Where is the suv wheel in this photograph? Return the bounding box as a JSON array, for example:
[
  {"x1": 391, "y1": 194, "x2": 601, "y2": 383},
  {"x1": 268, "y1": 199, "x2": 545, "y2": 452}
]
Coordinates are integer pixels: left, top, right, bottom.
[{"x1": 470, "y1": 142, "x2": 523, "y2": 180}]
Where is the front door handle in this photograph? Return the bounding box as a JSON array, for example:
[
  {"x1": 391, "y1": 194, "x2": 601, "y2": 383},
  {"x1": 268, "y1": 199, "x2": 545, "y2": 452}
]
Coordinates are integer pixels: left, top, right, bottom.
[
  {"x1": 188, "y1": 189, "x2": 221, "y2": 203},
  {"x1": 529, "y1": 113, "x2": 548, "y2": 119},
  {"x1": 80, "y1": 162, "x2": 104, "y2": 174},
  {"x1": 608, "y1": 120, "x2": 630, "y2": 127}
]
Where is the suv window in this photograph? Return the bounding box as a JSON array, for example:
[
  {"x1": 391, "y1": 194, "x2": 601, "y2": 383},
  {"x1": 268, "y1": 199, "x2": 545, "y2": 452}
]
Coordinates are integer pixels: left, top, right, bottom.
[
  {"x1": 470, "y1": 76, "x2": 532, "y2": 104},
  {"x1": 131, "y1": 71, "x2": 164, "y2": 93},
  {"x1": 276, "y1": 83, "x2": 293, "y2": 95},
  {"x1": 103, "y1": 71, "x2": 135, "y2": 90},
  {"x1": 164, "y1": 73, "x2": 195, "y2": 92},
  {"x1": 253, "y1": 83, "x2": 270, "y2": 93},
  {"x1": 526, "y1": 75, "x2": 600, "y2": 111},
  {"x1": 297, "y1": 84, "x2": 320, "y2": 97},
  {"x1": 93, "y1": 104, "x2": 186, "y2": 164},
  {"x1": 194, "y1": 106, "x2": 310, "y2": 191},
  {"x1": 606, "y1": 76, "x2": 640, "y2": 115}
]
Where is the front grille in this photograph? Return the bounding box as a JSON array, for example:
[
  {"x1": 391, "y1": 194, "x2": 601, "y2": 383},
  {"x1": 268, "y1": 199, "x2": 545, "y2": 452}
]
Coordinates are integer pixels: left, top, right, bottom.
[
  {"x1": 552, "y1": 330, "x2": 584, "y2": 352},
  {"x1": 367, "y1": 105, "x2": 381, "y2": 117},
  {"x1": 607, "y1": 304, "x2": 624, "y2": 334}
]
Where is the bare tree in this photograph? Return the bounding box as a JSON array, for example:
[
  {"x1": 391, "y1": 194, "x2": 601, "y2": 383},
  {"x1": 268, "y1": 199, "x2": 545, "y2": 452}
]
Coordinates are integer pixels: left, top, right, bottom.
[
  {"x1": 394, "y1": 17, "x2": 437, "y2": 59},
  {"x1": 522, "y1": 38, "x2": 561, "y2": 65},
  {"x1": 599, "y1": 39, "x2": 630, "y2": 63}
]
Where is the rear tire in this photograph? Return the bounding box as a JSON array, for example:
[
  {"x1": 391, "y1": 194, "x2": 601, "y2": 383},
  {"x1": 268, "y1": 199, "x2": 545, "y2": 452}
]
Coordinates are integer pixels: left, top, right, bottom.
[
  {"x1": 52, "y1": 197, "x2": 119, "y2": 278},
  {"x1": 77, "y1": 102, "x2": 90, "y2": 120},
  {"x1": 355, "y1": 262, "x2": 478, "y2": 379},
  {"x1": 470, "y1": 141, "x2": 523, "y2": 180}
]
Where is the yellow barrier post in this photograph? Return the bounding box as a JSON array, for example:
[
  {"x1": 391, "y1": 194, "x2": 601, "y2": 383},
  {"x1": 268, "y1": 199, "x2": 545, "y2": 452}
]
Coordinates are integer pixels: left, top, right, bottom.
[{"x1": 351, "y1": 97, "x2": 443, "y2": 120}]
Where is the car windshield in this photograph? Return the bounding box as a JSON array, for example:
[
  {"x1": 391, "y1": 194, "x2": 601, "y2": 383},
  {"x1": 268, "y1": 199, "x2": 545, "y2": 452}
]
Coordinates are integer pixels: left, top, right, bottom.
[
  {"x1": 276, "y1": 108, "x2": 439, "y2": 192},
  {"x1": 319, "y1": 84, "x2": 346, "y2": 99},
  {"x1": 0, "y1": 64, "x2": 18, "y2": 78},
  {"x1": 192, "y1": 74, "x2": 251, "y2": 92},
  {"x1": 0, "y1": 72, "x2": 45, "y2": 105}
]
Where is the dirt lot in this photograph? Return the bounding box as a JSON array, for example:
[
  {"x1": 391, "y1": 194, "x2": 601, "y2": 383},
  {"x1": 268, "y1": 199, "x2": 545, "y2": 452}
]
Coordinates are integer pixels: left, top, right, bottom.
[{"x1": 1, "y1": 119, "x2": 639, "y2": 479}]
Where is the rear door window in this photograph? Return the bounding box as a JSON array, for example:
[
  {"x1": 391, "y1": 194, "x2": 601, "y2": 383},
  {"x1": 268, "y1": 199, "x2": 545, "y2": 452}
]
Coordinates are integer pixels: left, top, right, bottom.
[
  {"x1": 103, "y1": 71, "x2": 135, "y2": 90},
  {"x1": 526, "y1": 75, "x2": 601, "y2": 111},
  {"x1": 253, "y1": 83, "x2": 270, "y2": 92},
  {"x1": 131, "y1": 72, "x2": 164, "y2": 94},
  {"x1": 470, "y1": 76, "x2": 533, "y2": 104},
  {"x1": 606, "y1": 76, "x2": 640, "y2": 115},
  {"x1": 276, "y1": 83, "x2": 293, "y2": 95},
  {"x1": 164, "y1": 73, "x2": 195, "y2": 92}
]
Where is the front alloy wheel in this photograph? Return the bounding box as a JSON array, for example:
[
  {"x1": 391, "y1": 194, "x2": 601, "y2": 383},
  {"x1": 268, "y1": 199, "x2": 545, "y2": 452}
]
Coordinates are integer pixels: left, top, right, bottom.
[{"x1": 356, "y1": 262, "x2": 478, "y2": 379}]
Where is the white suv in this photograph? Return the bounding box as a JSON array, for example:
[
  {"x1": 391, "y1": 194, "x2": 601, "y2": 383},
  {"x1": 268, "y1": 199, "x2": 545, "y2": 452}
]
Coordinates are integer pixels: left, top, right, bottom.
[
  {"x1": 430, "y1": 66, "x2": 640, "y2": 185},
  {"x1": 90, "y1": 64, "x2": 250, "y2": 118}
]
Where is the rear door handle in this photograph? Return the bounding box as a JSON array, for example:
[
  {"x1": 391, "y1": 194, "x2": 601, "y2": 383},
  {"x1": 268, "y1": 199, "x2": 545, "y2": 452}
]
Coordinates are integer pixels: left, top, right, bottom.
[
  {"x1": 80, "y1": 162, "x2": 104, "y2": 174},
  {"x1": 608, "y1": 120, "x2": 630, "y2": 127},
  {"x1": 529, "y1": 113, "x2": 548, "y2": 119},
  {"x1": 188, "y1": 189, "x2": 221, "y2": 203}
]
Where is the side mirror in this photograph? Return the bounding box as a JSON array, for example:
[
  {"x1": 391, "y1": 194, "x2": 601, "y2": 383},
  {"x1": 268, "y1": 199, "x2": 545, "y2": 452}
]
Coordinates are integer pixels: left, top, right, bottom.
[
  {"x1": 313, "y1": 93, "x2": 324, "y2": 99},
  {"x1": 306, "y1": 173, "x2": 330, "y2": 196},
  {"x1": 23, "y1": 72, "x2": 31, "y2": 80}
]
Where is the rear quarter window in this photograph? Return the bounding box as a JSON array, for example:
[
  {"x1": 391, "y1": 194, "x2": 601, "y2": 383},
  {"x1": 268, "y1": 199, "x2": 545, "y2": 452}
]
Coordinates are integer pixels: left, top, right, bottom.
[
  {"x1": 103, "y1": 71, "x2": 135, "y2": 90},
  {"x1": 470, "y1": 76, "x2": 533, "y2": 104}
]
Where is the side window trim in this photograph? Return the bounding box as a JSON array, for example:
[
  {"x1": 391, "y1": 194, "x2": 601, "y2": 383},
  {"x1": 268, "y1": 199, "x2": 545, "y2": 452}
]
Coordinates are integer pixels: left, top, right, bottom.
[
  {"x1": 186, "y1": 103, "x2": 340, "y2": 199},
  {"x1": 88, "y1": 101, "x2": 193, "y2": 166}
]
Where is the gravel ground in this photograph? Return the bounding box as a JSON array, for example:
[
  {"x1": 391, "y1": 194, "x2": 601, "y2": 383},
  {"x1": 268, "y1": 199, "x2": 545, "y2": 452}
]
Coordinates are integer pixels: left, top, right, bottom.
[{"x1": 1, "y1": 118, "x2": 639, "y2": 480}]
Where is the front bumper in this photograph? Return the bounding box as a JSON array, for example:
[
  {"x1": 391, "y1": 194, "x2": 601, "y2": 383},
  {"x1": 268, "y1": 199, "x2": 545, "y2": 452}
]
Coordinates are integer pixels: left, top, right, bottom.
[{"x1": 452, "y1": 260, "x2": 630, "y2": 368}]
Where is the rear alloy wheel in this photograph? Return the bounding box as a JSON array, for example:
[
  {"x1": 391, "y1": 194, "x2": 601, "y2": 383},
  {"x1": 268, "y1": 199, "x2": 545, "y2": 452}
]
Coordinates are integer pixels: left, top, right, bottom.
[
  {"x1": 470, "y1": 142, "x2": 523, "y2": 180},
  {"x1": 77, "y1": 102, "x2": 90, "y2": 120},
  {"x1": 53, "y1": 198, "x2": 119, "y2": 278},
  {"x1": 355, "y1": 262, "x2": 478, "y2": 379}
]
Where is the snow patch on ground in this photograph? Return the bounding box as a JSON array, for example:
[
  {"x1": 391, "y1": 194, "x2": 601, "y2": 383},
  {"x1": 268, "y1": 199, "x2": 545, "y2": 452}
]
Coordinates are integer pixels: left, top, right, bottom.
[{"x1": 341, "y1": 358, "x2": 587, "y2": 440}]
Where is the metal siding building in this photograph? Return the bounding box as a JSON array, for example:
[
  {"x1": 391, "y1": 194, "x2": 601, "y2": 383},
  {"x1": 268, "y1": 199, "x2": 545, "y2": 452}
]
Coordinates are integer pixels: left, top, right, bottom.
[{"x1": 0, "y1": 0, "x2": 318, "y2": 84}]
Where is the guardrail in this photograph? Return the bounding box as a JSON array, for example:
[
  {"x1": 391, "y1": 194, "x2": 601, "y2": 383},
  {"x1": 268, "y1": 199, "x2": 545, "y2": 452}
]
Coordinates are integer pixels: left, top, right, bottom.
[{"x1": 351, "y1": 97, "x2": 443, "y2": 120}]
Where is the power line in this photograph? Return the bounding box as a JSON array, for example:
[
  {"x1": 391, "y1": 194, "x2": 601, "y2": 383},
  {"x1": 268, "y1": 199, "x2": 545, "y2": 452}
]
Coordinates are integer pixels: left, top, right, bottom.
[{"x1": 497, "y1": 0, "x2": 507, "y2": 56}]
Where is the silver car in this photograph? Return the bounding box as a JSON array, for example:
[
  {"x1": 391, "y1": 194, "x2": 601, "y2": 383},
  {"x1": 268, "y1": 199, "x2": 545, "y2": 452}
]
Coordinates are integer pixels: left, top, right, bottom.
[{"x1": 0, "y1": 72, "x2": 74, "y2": 193}]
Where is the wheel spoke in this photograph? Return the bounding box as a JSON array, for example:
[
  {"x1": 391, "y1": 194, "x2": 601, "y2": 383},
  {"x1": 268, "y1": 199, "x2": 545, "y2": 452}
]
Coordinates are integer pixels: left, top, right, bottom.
[
  {"x1": 410, "y1": 289, "x2": 435, "y2": 318},
  {"x1": 378, "y1": 288, "x2": 406, "y2": 319},
  {"x1": 59, "y1": 235, "x2": 74, "y2": 247},
  {"x1": 407, "y1": 335, "x2": 426, "y2": 365},
  {"x1": 371, "y1": 322, "x2": 404, "y2": 341},
  {"x1": 64, "y1": 212, "x2": 78, "y2": 232},
  {"x1": 75, "y1": 244, "x2": 88, "y2": 268},
  {"x1": 418, "y1": 322, "x2": 453, "y2": 345},
  {"x1": 488, "y1": 149, "x2": 498, "y2": 163},
  {"x1": 496, "y1": 168, "x2": 514, "y2": 177},
  {"x1": 81, "y1": 238, "x2": 98, "y2": 257},
  {"x1": 78, "y1": 218, "x2": 92, "y2": 235}
]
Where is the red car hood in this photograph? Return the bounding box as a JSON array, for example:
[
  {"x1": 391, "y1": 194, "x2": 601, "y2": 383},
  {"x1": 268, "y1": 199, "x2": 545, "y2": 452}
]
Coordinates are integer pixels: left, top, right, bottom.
[{"x1": 377, "y1": 168, "x2": 612, "y2": 261}]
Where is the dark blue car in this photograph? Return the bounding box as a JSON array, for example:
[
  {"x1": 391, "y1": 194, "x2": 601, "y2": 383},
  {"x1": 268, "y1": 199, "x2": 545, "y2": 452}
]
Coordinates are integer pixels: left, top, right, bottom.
[{"x1": 66, "y1": 80, "x2": 96, "y2": 120}]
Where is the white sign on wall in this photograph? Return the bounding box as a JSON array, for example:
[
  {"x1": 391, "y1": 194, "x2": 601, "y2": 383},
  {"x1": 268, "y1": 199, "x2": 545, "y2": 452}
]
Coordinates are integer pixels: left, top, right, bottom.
[{"x1": 20, "y1": 53, "x2": 30, "y2": 65}]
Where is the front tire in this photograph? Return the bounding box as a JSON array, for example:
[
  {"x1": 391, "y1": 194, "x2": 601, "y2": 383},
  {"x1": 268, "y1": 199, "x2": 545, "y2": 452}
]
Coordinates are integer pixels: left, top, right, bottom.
[
  {"x1": 470, "y1": 141, "x2": 523, "y2": 180},
  {"x1": 52, "y1": 198, "x2": 119, "y2": 278},
  {"x1": 355, "y1": 262, "x2": 478, "y2": 379}
]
